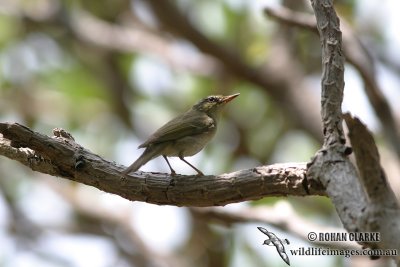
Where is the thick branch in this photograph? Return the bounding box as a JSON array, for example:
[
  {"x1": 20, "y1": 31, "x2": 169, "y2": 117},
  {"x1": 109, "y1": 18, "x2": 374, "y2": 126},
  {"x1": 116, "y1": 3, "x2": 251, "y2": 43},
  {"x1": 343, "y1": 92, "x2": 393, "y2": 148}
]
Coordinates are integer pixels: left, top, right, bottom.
[
  {"x1": 308, "y1": 0, "x2": 400, "y2": 260},
  {"x1": 344, "y1": 114, "x2": 396, "y2": 205},
  {"x1": 307, "y1": 0, "x2": 365, "y2": 201},
  {"x1": 307, "y1": 1, "x2": 364, "y2": 225},
  {"x1": 312, "y1": 2, "x2": 345, "y2": 147},
  {"x1": 344, "y1": 114, "x2": 400, "y2": 254},
  {"x1": 0, "y1": 122, "x2": 325, "y2": 207},
  {"x1": 307, "y1": 0, "x2": 365, "y2": 241}
]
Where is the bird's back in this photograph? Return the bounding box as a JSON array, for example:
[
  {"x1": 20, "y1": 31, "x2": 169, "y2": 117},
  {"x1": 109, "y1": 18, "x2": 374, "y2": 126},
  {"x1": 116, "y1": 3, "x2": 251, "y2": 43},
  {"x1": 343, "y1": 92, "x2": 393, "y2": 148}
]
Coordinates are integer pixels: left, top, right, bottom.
[{"x1": 138, "y1": 109, "x2": 216, "y2": 148}]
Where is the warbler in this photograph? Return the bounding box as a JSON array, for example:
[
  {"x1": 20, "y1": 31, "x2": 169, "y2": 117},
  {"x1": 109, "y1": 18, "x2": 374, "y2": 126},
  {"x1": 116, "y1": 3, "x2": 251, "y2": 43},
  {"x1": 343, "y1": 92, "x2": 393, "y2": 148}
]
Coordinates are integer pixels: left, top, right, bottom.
[{"x1": 122, "y1": 93, "x2": 239, "y2": 176}]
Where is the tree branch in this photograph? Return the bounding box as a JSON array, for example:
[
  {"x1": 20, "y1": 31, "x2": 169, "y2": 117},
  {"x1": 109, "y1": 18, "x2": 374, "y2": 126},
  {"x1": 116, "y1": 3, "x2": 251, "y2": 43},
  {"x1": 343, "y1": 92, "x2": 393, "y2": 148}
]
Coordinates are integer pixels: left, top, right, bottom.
[
  {"x1": 343, "y1": 113, "x2": 400, "y2": 255},
  {"x1": 307, "y1": 0, "x2": 366, "y2": 232},
  {"x1": 264, "y1": 6, "x2": 318, "y2": 33},
  {"x1": 307, "y1": 0, "x2": 400, "y2": 261},
  {"x1": 191, "y1": 205, "x2": 360, "y2": 250},
  {"x1": 69, "y1": 9, "x2": 220, "y2": 76},
  {"x1": 0, "y1": 122, "x2": 325, "y2": 207},
  {"x1": 48, "y1": 182, "x2": 181, "y2": 267},
  {"x1": 306, "y1": 0, "x2": 365, "y2": 226},
  {"x1": 265, "y1": 5, "x2": 400, "y2": 161}
]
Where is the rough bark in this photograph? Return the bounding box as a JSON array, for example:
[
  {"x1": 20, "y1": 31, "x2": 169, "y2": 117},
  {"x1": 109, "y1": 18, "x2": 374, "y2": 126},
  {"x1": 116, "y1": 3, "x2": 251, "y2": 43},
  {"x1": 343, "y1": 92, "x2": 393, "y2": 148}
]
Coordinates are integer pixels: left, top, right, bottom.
[
  {"x1": 307, "y1": 0, "x2": 400, "y2": 263},
  {"x1": 0, "y1": 122, "x2": 325, "y2": 207}
]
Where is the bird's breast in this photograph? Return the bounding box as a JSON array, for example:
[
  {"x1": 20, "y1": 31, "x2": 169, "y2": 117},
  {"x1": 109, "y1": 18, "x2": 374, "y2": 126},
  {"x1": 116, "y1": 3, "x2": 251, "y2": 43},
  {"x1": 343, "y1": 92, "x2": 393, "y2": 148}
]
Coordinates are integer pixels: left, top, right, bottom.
[{"x1": 161, "y1": 129, "x2": 216, "y2": 157}]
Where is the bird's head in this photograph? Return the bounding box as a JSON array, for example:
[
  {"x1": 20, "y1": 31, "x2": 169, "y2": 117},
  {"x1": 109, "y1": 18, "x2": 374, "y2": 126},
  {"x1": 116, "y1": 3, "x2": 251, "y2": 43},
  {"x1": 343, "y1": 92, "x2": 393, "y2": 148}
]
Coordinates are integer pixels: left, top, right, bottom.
[{"x1": 192, "y1": 93, "x2": 239, "y2": 116}]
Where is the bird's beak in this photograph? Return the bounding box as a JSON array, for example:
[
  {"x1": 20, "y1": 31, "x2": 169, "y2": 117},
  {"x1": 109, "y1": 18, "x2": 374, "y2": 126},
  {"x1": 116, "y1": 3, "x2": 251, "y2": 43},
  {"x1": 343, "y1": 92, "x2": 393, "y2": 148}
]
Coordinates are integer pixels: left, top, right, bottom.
[{"x1": 222, "y1": 93, "x2": 240, "y2": 103}]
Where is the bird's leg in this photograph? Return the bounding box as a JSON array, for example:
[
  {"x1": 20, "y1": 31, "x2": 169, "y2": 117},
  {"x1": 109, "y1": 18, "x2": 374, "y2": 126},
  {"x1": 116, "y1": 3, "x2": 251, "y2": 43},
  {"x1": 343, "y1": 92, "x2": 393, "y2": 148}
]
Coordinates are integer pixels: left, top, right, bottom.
[
  {"x1": 179, "y1": 156, "x2": 204, "y2": 176},
  {"x1": 162, "y1": 156, "x2": 176, "y2": 176}
]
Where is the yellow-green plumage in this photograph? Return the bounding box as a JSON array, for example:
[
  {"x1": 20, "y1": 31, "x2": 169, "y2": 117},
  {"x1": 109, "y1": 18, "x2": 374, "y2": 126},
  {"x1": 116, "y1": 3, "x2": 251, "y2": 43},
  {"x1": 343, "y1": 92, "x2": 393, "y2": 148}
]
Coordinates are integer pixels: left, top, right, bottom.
[{"x1": 122, "y1": 93, "x2": 239, "y2": 176}]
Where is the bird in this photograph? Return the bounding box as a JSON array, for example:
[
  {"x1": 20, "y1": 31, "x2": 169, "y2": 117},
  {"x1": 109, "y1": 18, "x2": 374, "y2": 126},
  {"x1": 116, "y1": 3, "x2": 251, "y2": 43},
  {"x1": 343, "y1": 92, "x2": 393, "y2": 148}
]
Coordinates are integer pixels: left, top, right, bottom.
[
  {"x1": 257, "y1": 227, "x2": 290, "y2": 266},
  {"x1": 122, "y1": 93, "x2": 239, "y2": 176}
]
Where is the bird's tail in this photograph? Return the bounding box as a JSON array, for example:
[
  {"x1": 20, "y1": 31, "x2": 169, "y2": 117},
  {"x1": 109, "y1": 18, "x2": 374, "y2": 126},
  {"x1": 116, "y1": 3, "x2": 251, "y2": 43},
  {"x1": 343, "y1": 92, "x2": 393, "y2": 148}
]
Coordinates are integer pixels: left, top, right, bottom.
[{"x1": 122, "y1": 146, "x2": 162, "y2": 175}]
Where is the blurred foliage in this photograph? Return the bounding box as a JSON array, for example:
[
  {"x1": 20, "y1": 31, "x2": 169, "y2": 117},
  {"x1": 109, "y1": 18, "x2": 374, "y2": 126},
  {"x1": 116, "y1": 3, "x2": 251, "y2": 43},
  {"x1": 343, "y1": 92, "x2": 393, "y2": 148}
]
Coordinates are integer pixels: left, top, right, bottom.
[{"x1": 0, "y1": 0, "x2": 399, "y2": 267}]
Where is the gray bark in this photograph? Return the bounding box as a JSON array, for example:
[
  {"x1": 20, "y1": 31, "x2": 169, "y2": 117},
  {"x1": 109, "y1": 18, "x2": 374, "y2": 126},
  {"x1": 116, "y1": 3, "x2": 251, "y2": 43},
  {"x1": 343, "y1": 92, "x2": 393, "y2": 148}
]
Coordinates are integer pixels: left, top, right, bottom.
[
  {"x1": 0, "y1": 122, "x2": 324, "y2": 207},
  {"x1": 308, "y1": 0, "x2": 400, "y2": 263}
]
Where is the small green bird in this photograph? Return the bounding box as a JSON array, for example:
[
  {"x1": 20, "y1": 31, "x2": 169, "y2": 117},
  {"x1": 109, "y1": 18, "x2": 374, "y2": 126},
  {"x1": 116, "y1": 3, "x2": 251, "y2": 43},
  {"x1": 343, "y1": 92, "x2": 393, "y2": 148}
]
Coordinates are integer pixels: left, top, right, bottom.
[{"x1": 122, "y1": 93, "x2": 239, "y2": 176}]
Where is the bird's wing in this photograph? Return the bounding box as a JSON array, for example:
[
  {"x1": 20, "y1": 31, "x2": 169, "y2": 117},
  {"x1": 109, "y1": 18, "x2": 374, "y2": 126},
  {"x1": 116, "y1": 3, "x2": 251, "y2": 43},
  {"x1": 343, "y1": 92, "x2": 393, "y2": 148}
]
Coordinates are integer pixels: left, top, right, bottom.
[
  {"x1": 139, "y1": 111, "x2": 215, "y2": 148},
  {"x1": 257, "y1": 227, "x2": 270, "y2": 236}
]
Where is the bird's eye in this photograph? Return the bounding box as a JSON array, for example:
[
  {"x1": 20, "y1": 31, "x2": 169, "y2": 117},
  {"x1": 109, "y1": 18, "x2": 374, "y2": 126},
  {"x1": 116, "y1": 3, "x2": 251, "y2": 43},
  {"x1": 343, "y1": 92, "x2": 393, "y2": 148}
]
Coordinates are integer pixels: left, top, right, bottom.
[{"x1": 207, "y1": 97, "x2": 218, "y2": 102}]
